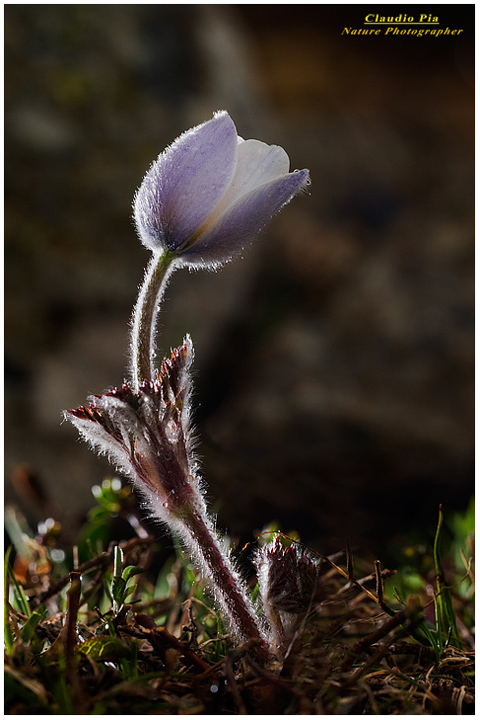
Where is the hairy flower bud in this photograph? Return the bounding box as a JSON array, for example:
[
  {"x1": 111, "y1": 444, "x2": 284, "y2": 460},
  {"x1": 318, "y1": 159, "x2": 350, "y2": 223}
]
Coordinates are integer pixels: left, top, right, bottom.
[
  {"x1": 257, "y1": 537, "x2": 318, "y2": 614},
  {"x1": 134, "y1": 110, "x2": 310, "y2": 268},
  {"x1": 256, "y1": 537, "x2": 319, "y2": 654},
  {"x1": 66, "y1": 337, "x2": 198, "y2": 517}
]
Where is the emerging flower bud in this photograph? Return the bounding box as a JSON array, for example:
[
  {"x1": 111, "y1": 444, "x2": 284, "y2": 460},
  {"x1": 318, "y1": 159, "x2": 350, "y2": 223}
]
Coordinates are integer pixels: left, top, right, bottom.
[
  {"x1": 256, "y1": 537, "x2": 319, "y2": 654},
  {"x1": 257, "y1": 537, "x2": 318, "y2": 614},
  {"x1": 134, "y1": 111, "x2": 310, "y2": 268}
]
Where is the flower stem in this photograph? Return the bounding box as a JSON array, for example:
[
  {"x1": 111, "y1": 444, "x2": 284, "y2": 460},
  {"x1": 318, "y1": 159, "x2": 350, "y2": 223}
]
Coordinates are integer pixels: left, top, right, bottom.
[
  {"x1": 130, "y1": 250, "x2": 176, "y2": 391},
  {"x1": 177, "y1": 505, "x2": 270, "y2": 663},
  {"x1": 131, "y1": 251, "x2": 270, "y2": 662}
]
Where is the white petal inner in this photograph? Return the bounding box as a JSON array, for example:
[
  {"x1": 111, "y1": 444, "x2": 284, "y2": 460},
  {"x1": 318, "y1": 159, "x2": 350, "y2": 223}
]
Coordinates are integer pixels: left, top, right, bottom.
[
  {"x1": 220, "y1": 139, "x2": 290, "y2": 208},
  {"x1": 186, "y1": 139, "x2": 291, "y2": 245}
]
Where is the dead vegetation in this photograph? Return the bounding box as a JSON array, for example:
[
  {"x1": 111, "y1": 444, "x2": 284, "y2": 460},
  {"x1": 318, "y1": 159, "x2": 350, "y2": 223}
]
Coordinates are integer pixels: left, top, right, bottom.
[{"x1": 5, "y1": 488, "x2": 475, "y2": 715}]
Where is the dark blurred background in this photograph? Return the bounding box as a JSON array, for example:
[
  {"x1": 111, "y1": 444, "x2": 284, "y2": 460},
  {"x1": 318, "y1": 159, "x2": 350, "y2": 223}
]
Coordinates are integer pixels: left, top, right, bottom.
[{"x1": 5, "y1": 5, "x2": 474, "y2": 556}]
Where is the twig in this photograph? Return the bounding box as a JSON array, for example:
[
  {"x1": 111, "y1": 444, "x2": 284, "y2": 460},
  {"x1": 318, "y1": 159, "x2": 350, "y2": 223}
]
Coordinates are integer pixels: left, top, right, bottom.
[
  {"x1": 224, "y1": 656, "x2": 247, "y2": 714},
  {"x1": 131, "y1": 614, "x2": 216, "y2": 676},
  {"x1": 346, "y1": 539, "x2": 354, "y2": 583},
  {"x1": 340, "y1": 607, "x2": 409, "y2": 673}
]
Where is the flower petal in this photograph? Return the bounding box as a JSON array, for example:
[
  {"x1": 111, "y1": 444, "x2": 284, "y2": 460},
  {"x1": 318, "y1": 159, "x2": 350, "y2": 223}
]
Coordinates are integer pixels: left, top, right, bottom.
[
  {"x1": 219, "y1": 140, "x2": 290, "y2": 208},
  {"x1": 134, "y1": 111, "x2": 239, "y2": 252},
  {"x1": 181, "y1": 169, "x2": 310, "y2": 267}
]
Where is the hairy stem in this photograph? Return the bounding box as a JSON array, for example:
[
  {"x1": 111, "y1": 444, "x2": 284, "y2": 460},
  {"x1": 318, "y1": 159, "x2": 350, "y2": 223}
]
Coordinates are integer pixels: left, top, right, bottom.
[
  {"x1": 176, "y1": 505, "x2": 270, "y2": 663},
  {"x1": 130, "y1": 250, "x2": 176, "y2": 390},
  {"x1": 130, "y1": 251, "x2": 269, "y2": 661}
]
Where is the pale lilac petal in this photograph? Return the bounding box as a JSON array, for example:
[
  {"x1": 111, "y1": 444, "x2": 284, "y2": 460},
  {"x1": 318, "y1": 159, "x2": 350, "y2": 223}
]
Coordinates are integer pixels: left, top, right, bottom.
[
  {"x1": 134, "y1": 112, "x2": 238, "y2": 252},
  {"x1": 133, "y1": 111, "x2": 311, "y2": 266},
  {"x1": 181, "y1": 169, "x2": 310, "y2": 266},
  {"x1": 219, "y1": 140, "x2": 290, "y2": 208}
]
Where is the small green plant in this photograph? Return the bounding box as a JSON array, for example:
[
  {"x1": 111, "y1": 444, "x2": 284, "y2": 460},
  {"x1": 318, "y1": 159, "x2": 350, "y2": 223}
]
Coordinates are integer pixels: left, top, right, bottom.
[{"x1": 383, "y1": 503, "x2": 473, "y2": 662}]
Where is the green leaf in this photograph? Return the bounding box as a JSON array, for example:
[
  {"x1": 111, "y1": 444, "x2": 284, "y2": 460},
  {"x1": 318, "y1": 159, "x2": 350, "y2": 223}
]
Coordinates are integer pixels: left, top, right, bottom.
[
  {"x1": 87, "y1": 505, "x2": 111, "y2": 522},
  {"x1": 79, "y1": 636, "x2": 132, "y2": 661},
  {"x1": 111, "y1": 576, "x2": 127, "y2": 608},
  {"x1": 6, "y1": 553, "x2": 31, "y2": 618},
  {"x1": 122, "y1": 565, "x2": 145, "y2": 582},
  {"x1": 4, "y1": 546, "x2": 15, "y2": 655},
  {"x1": 113, "y1": 545, "x2": 123, "y2": 577},
  {"x1": 415, "y1": 621, "x2": 442, "y2": 662},
  {"x1": 433, "y1": 505, "x2": 461, "y2": 649},
  {"x1": 21, "y1": 609, "x2": 46, "y2": 643}
]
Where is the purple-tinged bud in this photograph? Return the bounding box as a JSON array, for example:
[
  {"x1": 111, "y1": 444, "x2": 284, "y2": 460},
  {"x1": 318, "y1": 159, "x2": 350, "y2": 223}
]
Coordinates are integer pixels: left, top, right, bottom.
[
  {"x1": 256, "y1": 537, "x2": 319, "y2": 655},
  {"x1": 133, "y1": 111, "x2": 310, "y2": 268},
  {"x1": 66, "y1": 337, "x2": 197, "y2": 515}
]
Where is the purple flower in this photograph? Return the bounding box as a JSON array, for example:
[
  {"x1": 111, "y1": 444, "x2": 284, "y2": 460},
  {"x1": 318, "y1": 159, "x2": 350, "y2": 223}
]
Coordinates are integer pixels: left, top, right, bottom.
[{"x1": 134, "y1": 111, "x2": 310, "y2": 267}]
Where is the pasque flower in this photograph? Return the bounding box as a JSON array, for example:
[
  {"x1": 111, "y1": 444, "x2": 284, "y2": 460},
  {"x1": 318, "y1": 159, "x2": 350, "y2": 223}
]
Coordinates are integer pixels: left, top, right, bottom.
[
  {"x1": 134, "y1": 110, "x2": 310, "y2": 268},
  {"x1": 130, "y1": 111, "x2": 310, "y2": 391},
  {"x1": 66, "y1": 112, "x2": 310, "y2": 663}
]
